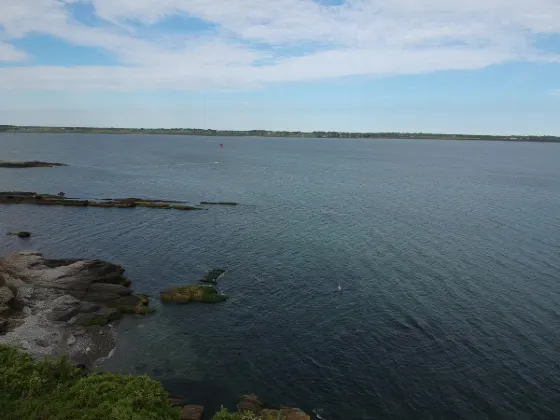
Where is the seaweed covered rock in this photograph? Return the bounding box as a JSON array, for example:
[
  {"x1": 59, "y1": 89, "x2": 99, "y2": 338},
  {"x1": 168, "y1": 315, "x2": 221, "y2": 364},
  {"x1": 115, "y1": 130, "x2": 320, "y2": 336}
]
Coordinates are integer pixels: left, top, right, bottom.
[
  {"x1": 160, "y1": 285, "x2": 227, "y2": 303},
  {"x1": 199, "y1": 269, "x2": 225, "y2": 284}
]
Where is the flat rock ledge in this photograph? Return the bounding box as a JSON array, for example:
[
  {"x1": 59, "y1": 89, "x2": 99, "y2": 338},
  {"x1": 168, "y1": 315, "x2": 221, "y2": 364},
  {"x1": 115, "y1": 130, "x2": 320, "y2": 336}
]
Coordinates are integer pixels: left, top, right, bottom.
[
  {"x1": 0, "y1": 191, "x2": 203, "y2": 211},
  {"x1": 0, "y1": 160, "x2": 67, "y2": 168},
  {"x1": 0, "y1": 251, "x2": 152, "y2": 363},
  {"x1": 236, "y1": 394, "x2": 310, "y2": 420}
]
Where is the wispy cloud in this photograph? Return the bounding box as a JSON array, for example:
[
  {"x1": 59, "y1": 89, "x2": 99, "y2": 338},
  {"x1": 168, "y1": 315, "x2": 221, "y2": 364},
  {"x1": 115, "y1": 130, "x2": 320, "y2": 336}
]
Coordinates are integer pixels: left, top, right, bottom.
[{"x1": 1, "y1": 0, "x2": 560, "y2": 90}]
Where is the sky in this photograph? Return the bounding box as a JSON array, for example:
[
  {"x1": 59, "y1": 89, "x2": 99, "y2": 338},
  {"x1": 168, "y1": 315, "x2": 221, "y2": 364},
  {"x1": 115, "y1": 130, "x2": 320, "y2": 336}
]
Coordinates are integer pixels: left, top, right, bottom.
[{"x1": 1, "y1": 0, "x2": 560, "y2": 134}]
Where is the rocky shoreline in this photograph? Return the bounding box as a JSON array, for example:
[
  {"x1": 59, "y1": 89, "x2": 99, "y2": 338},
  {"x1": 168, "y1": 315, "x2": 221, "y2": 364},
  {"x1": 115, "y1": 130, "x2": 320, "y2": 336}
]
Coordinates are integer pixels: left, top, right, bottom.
[
  {"x1": 0, "y1": 251, "x2": 151, "y2": 363},
  {"x1": 0, "y1": 251, "x2": 310, "y2": 419}
]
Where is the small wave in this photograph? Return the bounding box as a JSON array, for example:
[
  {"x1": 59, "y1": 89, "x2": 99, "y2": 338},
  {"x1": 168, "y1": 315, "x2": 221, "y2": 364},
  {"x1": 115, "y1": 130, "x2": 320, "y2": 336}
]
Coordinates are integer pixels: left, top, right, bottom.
[
  {"x1": 313, "y1": 408, "x2": 327, "y2": 420},
  {"x1": 93, "y1": 346, "x2": 116, "y2": 366}
]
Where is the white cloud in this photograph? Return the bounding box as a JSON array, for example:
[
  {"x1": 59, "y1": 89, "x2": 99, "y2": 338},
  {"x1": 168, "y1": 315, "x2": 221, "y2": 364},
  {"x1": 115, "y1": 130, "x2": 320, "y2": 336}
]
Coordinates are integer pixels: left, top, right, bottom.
[
  {"x1": 0, "y1": 0, "x2": 560, "y2": 90},
  {"x1": 0, "y1": 42, "x2": 27, "y2": 62}
]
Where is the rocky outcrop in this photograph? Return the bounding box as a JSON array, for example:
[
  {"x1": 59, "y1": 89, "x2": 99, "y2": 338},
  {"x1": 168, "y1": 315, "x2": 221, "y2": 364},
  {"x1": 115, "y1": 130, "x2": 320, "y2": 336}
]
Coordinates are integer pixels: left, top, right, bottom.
[
  {"x1": 7, "y1": 231, "x2": 31, "y2": 238},
  {"x1": 0, "y1": 251, "x2": 152, "y2": 362},
  {"x1": 180, "y1": 405, "x2": 204, "y2": 420},
  {"x1": 0, "y1": 161, "x2": 67, "y2": 168},
  {"x1": 261, "y1": 408, "x2": 310, "y2": 420},
  {"x1": 236, "y1": 395, "x2": 311, "y2": 420},
  {"x1": 160, "y1": 285, "x2": 227, "y2": 303},
  {"x1": 0, "y1": 191, "x2": 203, "y2": 211},
  {"x1": 0, "y1": 285, "x2": 14, "y2": 317},
  {"x1": 237, "y1": 394, "x2": 263, "y2": 415}
]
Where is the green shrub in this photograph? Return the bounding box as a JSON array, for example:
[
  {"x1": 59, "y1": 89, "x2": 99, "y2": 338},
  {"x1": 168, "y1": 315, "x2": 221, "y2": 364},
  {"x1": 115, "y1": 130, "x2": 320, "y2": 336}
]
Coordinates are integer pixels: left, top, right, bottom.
[{"x1": 0, "y1": 345, "x2": 179, "y2": 420}]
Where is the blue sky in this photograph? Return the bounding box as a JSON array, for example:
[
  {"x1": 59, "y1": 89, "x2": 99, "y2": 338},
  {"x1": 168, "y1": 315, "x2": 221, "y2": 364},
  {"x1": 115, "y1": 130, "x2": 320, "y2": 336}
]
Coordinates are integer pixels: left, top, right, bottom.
[{"x1": 1, "y1": 0, "x2": 560, "y2": 134}]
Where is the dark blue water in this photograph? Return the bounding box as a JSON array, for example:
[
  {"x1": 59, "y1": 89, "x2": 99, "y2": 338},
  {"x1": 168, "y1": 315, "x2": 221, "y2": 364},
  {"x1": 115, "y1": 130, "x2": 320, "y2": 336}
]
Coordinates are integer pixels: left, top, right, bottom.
[{"x1": 1, "y1": 133, "x2": 560, "y2": 419}]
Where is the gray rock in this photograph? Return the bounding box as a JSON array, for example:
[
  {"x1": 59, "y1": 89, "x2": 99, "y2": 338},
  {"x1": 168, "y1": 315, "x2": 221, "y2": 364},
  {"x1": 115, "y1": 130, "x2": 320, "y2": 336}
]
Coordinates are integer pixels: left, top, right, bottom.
[
  {"x1": 83, "y1": 283, "x2": 132, "y2": 303},
  {"x1": 35, "y1": 338, "x2": 50, "y2": 348},
  {"x1": 0, "y1": 251, "x2": 146, "y2": 364},
  {"x1": 79, "y1": 302, "x2": 101, "y2": 313},
  {"x1": 22, "y1": 306, "x2": 32, "y2": 315},
  {"x1": 0, "y1": 251, "x2": 126, "y2": 295},
  {"x1": 47, "y1": 295, "x2": 82, "y2": 321},
  {"x1": 0, "y1": 286, "x2": 14, "y2": 305},
  {"x1": 73, "y1": 307, "x2": 121, "y2": 326},
  {"x1": 73, "y1": 327, "x2": 86, "y2": 336},
  {"x1": 48, "y1": 307, "x2": 80, "y2": 322}
]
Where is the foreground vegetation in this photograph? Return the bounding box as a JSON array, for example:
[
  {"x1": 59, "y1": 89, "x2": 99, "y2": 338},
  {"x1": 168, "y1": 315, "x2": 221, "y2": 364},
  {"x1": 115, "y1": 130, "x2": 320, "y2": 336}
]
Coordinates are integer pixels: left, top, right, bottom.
[
  {"x1": 0, "y1": 345, "x2": 179, "y2": 420},
  {"x1": 0, "y1": 346, "x2": 291, "y2": 420},
  {"x1": 1, "y1": 124, "x2": 559, "y2": 142}
]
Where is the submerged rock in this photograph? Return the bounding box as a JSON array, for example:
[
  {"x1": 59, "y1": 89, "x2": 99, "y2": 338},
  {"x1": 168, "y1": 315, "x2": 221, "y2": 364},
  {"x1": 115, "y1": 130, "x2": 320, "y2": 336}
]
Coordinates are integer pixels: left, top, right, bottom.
[
  {"x1": 200, "y1": 201, "x2": 238, "y2": 206},
  {"x1": 160, "y1": 285, "x2": 227, "y2": 303},
  {"x1": 199, "y1": 269, "x2": 225, "y2": 284},
  {"x1": 170, "y1": 205, "x2": 203, "y2": 211}
]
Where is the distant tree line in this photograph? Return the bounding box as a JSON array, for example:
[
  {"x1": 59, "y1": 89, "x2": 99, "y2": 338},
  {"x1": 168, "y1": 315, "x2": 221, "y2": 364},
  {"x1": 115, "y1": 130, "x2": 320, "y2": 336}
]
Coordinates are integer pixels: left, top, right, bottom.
[{"x1": 2, "y1": 125, "x2": 559, "y2": 142}]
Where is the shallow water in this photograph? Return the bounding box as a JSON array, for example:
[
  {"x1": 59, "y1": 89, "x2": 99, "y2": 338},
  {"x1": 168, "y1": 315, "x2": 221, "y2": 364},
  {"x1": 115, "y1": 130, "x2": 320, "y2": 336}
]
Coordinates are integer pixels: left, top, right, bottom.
[{"x1": 1, "y1": 133, "x2": 560, "y2": 419}]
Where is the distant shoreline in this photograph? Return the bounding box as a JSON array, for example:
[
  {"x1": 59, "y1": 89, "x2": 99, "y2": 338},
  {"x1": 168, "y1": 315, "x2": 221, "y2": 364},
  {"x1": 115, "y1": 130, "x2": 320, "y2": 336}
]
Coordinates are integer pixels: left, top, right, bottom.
[{"x1": 1, "y1": 125, "x2": 559, "y2": 143}]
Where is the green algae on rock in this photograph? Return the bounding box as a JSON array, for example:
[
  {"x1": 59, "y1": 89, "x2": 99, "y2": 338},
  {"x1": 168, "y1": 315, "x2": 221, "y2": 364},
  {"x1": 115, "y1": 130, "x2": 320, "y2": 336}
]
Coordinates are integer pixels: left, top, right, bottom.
[
  {"x1": 160, "y1": 285, "x2": 227, "y2": 304},
  {"x1": 0, "y1": 192, "x2": 205, "y2": 212},
  {"x1": 199, "y1": 269, "x2": 226, "y2": 284}
]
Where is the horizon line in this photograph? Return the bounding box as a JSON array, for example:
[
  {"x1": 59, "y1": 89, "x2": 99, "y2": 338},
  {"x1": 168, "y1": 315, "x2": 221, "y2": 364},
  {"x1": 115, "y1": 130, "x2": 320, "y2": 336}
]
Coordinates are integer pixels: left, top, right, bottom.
[{"x1": 2, "y1": 125, "x2": 560, "y2": 139}]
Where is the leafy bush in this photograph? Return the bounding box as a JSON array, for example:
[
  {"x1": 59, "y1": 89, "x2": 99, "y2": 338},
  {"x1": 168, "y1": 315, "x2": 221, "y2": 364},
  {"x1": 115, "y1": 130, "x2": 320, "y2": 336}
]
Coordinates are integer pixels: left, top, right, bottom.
[{"x1": 0, "y1": 345, "x2": 179, "y2": 420}]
